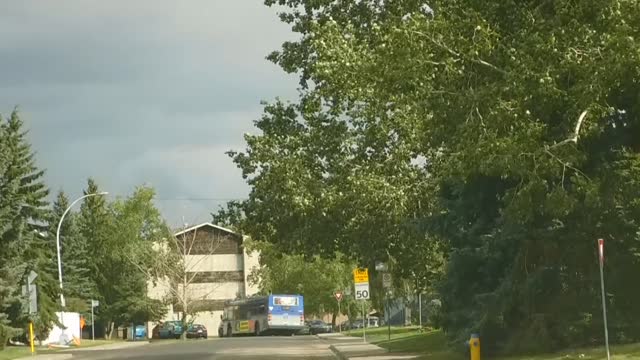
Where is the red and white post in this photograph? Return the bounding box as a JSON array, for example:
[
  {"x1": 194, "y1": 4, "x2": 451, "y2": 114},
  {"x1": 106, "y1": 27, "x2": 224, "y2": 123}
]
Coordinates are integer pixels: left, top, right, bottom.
[{"x1": 598, "y1": 238, "x2": 611, "y2": 360}]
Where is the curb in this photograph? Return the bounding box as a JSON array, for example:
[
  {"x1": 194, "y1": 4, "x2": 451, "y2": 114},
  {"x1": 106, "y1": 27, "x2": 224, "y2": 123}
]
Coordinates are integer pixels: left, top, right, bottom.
[
  {"x1": 329, "y1": 344, "x2": 348, "y2": 360},
  {"x1": 320, "y1": 333, "x2": 420, "y2": 360},
  {"x1": 15, "y1": 355, "x2": 73, "y2": 360},
  {"x1": 71, "y1": 341, "x2": 151, "y2": 351}
]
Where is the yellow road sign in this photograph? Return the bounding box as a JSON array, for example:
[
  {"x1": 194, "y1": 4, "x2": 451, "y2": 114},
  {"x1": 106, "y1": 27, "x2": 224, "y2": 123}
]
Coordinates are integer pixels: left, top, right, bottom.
[
  {"x1": 239, "y1": 320, "x2": 249, "y2": 331},
  {"x1": 353, "y1": 268, "x2": 369, "y2": 284}
]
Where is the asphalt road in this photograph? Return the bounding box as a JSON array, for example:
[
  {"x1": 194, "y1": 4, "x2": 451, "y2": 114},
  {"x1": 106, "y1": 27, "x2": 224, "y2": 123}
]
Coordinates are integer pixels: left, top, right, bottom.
[{"x1": 67, "y1": 336, "x2": 335, "y2": 360}]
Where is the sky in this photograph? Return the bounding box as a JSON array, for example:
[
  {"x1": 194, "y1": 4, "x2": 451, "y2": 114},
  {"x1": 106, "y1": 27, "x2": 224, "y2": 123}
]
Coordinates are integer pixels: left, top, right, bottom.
[{"x1": 0, "y1": 1, "x2": 298, "y2": 227}]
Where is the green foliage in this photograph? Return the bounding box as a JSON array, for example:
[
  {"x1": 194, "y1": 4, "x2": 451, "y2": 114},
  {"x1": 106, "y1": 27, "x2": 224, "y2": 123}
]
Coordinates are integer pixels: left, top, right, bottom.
[
  {"x1": 227, "y1": 0, "x2": 448, "y2": 315},
  {"x1": 0, "y1": 109, "x2": 53, "y2": 346},
  {"x1": 234, "y1": 0, "x2": 640, "y2": 354},
  {"x1": 51, "y1": 190, "x2": 96, "y2": 312},
  {"x1": 108, "y1": 186, "x2": 168, "y2": 326},
  {"x1": 0, "y1": 111, "x2": 169, "y2": 345},
  {"x1": 211, "y1": 201, "x2": 244, "y2": 231},
  {"x1": 76, "y1": 182, "x2": 167, "y2": 335}
]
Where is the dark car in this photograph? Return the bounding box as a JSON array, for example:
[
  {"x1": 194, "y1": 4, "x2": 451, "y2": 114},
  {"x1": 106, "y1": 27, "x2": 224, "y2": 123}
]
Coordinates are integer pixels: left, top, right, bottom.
[
  {"x1": 157, "y1": 320, "x2": 184, "y2": 339},
  {"x1": 297, "y1": 321, "x2": 311, "y2": 335},
  {"x1": 308, "y1": 319, "x2": 332, "y2": 335},
  {"x1": 349, "y1": 319, "x2": 364, "y2": 329},
  {"x1": 186, "y1": 324, "x2": 208, "y2": 339}
]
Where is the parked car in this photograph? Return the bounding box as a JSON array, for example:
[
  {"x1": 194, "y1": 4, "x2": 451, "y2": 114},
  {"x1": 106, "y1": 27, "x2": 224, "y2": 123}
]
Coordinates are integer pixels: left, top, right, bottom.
[
  {"x1": 347, "y1": 317, "x2": 379, "y2": 329},
  {"x1": 186, "y1": 324, "x2": 208, "y2": 339},
  {"x1": 298, "y1": 321, "x2": 311, "y2": 335},
  {"x1": 308, "y1": 319, "x2": 332, "y2": 335},
  {"x1": 337, "y1": 320, "x2": 350, "y2": 331},
  {"x1": 349, "y1": 319, "x2": 364, "y2": 329},
  {"x1": 157, "y1": 320, "x2": 184, "y2": 339}
]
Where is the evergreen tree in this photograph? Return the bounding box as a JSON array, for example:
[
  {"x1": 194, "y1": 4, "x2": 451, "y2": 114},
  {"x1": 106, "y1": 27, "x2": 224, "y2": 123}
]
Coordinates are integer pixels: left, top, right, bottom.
[
  {"x1": 0, "y1": 117, "x2": 21, "y2": 348},
  {"x1": 78, "y1": 178, "x2": 110, "y2": 279},
  {"x1": 77, "y1": 178, "x2": 114, "y2": 336},
  {"x1": 51, "y1": 190, "x2": 96, "y2": 314},
  {"x1": 0, "y1": 110, "x2": 53, "y2": 345}
]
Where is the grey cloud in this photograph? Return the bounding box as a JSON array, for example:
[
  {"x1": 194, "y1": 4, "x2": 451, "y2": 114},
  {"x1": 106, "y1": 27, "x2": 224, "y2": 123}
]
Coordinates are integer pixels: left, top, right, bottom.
[{"x1": 1, "y1": 0, "x2": 298, "y2": 224}]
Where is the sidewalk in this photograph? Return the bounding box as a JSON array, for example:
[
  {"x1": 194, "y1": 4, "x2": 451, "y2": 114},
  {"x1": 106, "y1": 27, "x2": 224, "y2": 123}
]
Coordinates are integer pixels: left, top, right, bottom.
[
  {"x1": 317, "y1": 333, "x2": 420, "y2": 360},
  {"x1": 69, "y1": 340, "x2": 151, "y2": 351},
  {"x1": 14, "y1": 340, "x2": 150, "y2": 359},
  {"x1": 14, "y1": 355, "x2": 72, "y2": 360}
]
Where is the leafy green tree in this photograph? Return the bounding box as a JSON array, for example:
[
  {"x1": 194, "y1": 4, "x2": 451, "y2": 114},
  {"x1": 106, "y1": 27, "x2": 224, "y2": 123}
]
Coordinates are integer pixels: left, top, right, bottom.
[
  {"x1": 234, "y1": 0, "x2": 640, "y2": 354},
  {"x1": 107, "y1": 186, "x2": 167, "y2": 328},
  {"x1": 211, "y1": 200, "x2": 244, "y2": 231},
  {"x1": 81, "y1": 185, "x2": 167, "y2": 337}
]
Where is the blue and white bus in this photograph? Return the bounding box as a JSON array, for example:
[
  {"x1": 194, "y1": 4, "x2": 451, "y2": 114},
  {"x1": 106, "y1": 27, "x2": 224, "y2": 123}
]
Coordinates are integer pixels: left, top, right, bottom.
[{"x1": 218, "y1": 294, "x2": 305, "y2": 337}]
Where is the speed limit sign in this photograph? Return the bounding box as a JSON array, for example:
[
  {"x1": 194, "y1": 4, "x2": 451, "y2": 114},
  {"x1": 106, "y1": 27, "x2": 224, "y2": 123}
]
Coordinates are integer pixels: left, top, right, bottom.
[{"x1": 355, "y1": 282, "x2": 370, "y2": 300}]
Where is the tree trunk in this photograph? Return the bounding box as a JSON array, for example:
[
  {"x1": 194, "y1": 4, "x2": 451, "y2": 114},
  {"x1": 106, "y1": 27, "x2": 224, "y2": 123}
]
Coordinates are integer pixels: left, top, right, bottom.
[
  {"x1": 182, "y1": 298, "x2": 187, "y2": 341},
  {"x1": 107, "y1": 322, "x2": 114, "y2": 340},
  {"x1": 331, "y1": 312, "x2": 337, "y2": 327}
]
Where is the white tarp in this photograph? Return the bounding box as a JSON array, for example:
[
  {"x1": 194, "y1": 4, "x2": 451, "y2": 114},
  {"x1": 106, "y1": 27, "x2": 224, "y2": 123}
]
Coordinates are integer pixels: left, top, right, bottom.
[{"x1": 43, "y1": 312, "x2": 81, "y2": 345}]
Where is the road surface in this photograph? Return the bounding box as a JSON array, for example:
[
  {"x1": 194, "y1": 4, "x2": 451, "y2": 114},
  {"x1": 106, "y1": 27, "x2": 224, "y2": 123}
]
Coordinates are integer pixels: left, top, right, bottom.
[{"x1": 68, "y1": 336, "x2": 334, "y2": 360}]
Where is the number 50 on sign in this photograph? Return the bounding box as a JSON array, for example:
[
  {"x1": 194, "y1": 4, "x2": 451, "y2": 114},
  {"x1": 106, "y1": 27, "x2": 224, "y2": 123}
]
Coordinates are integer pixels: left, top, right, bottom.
[
  {"x1": 355, "y1": 283, "x2": 370, "y2": 300},
  {"x1": 353, "y1": 268, "x2": 370, "y2": 300}
]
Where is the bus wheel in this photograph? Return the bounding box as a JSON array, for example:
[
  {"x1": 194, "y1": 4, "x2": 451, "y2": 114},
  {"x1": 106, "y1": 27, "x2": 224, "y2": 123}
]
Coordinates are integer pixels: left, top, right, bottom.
[
  {"x1": 227, "y1": 325, "x2": 233, "y2": 337},
  {"x1": 254, "y1": 323, "x2": 260, "y2": 337}
]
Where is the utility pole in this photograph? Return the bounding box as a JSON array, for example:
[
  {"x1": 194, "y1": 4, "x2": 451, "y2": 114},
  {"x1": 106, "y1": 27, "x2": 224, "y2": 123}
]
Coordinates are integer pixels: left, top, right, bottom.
[
  {"x1": 419, "y1": 293, "x2": 422, "y2": 328},
  {"x1": 598, "y1": 239, "x2": 611, "y2": 360}
]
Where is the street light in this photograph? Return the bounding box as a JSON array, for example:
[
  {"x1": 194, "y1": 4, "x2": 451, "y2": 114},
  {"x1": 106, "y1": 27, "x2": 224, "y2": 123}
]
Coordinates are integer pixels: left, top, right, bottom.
[{"x1": 55, "y1": 191, "x2": 108, "y2": 344}]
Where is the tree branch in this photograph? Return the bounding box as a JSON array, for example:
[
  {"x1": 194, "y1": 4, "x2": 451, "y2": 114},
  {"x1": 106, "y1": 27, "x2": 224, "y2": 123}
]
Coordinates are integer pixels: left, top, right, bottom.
[
  {"x1": 549, "y1": 110, "x2": 588, "y2": 148},
  {"x1": 409, "y1": 30, "x2": 508, "y2": 76}
]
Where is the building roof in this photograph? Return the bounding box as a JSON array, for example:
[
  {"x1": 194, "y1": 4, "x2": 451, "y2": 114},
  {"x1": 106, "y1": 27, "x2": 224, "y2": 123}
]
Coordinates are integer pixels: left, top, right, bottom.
[{"x1": 173, "y1": 222, "x2": 239, "y2": 237}]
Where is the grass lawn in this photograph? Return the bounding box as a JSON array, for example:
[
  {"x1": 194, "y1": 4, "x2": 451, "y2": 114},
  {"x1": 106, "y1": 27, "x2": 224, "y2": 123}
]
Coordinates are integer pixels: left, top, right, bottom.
[
  {"x1": 500, "y1": 342, "x2": 640, "y2": 360},
  {"x1": 0, "y1": 339, "x2": 119, "y2": 360},
  {"x1": 0, "y1": 347, "x2": 60, "y2": 360},
  {"x1": 344, "y1": 327, "x2": 640, "y2": 360},
  {"x1": 346, "y1": 326, "x2": 461, "y2": 360}
]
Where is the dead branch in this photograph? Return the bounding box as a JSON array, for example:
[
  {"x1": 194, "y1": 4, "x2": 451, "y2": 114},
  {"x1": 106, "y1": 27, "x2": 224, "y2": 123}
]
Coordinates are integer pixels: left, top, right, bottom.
[{"x1": 549, "y1": 110, "x2": 588, "y2": 148}]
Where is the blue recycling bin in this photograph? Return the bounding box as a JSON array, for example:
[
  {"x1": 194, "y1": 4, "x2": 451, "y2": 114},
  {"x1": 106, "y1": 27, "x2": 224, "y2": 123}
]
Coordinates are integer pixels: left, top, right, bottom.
[{"x1": 135, "y1": 325, "x2": 146, "y2": 339}]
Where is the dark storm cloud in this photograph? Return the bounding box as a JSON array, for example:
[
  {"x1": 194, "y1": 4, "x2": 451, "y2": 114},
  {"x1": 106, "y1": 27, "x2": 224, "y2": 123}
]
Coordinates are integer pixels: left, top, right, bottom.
[{"x1": 0, "y1": 0, "x2": 298, "y2": 225}]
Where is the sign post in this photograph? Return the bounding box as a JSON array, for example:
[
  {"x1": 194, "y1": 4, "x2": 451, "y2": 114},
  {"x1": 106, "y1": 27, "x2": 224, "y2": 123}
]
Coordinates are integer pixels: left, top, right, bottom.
[
  {"x1": 362, "y1": 302, "x2": 366, "y2": 343},
  {"x1": 419, "y1": 293, "x2": 422, "y2": 328},
  {"x1": 22, "y1": 271, "x2": 39, "y2": 355},
  {"x1": 29, "y1": 321, "x2": 35, "y2": 354},
  {"x1": 353, "y1": 268, "x2": 370, "y2": 343},
  {"x1": 382, "y1": 272, "x2": 392, "y2": 341},
  {"x1": 598, "y1": 239, "x2": 611, "y2": 360},
  {"x1": 334, "y1": 291, "x2": 343, "y2": 333},
  {"x1": 91, "y1": 300, "x2": 99, "y2": 341}
]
